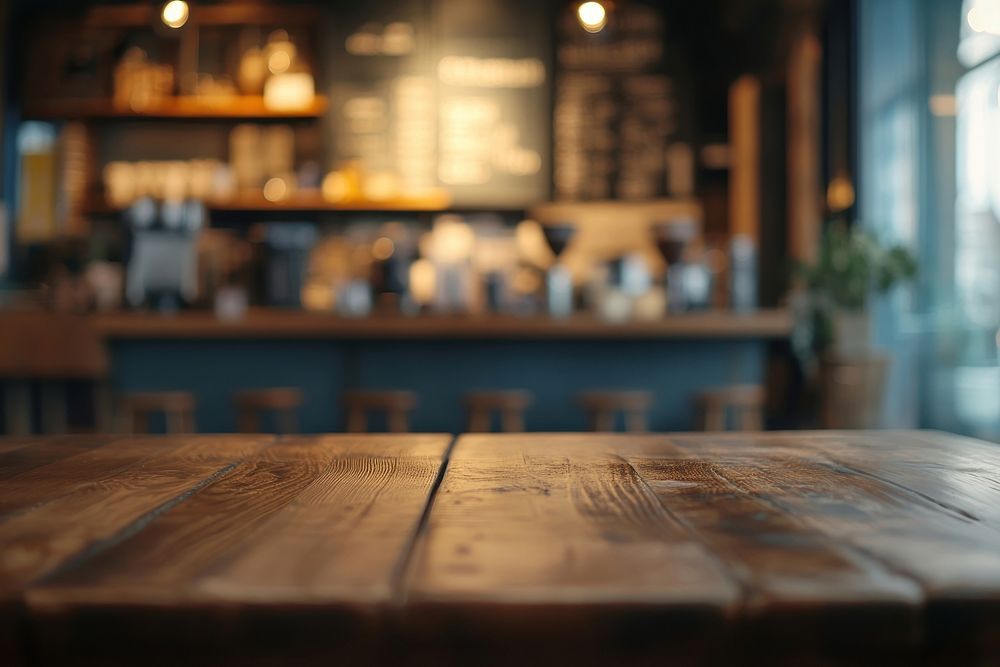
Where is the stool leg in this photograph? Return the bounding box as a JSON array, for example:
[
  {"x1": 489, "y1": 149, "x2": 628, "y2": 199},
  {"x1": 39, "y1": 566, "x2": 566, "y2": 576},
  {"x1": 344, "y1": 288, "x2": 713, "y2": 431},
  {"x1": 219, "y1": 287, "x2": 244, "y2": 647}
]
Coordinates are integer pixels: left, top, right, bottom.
[
  {"x1": 701, "y1": 405, "x2": 726, "y2": 432},
  {"x1": 468, "y1": 409, "x2": 490, "y2": 433},
  {"x1": 626, "y1": 409, "x2": 647, "y2": 433},
  {"x1": 593, "y1": 410, "x2": 614, "y2": 432},
  {"x1": 94, "y1": 382, "x2": 114, "y2": 433},
  {"x1": 388, "y1": 410, "x2": 409, "y2": 433},
  {"x1": 4, "y1": 382, "x2": 33, "y2": 435},
  {"x1": 738, "y1": 406, "x2": 763, "y2": 432},
  {"x1": 131, "y1": 409, "x2": 151, "y2": 434},
  {"x1": 166, "y1": 409, "x2": 184, "y2": 435},
  {"x1": 347, "y1": 408, "x2": 366, "y2": 433},
  {"x1": 278, "y1": 408, "x2": 298, "y2": 435},
  {"x1": 41, "y1": 383, "x2": 68, "y2": 435},
  {"x1": 501, "y1": 409, "x2": 524, "y2": 433},
  {"x1": 237, "y1": 409, "x2": 259, "y2": 434}
]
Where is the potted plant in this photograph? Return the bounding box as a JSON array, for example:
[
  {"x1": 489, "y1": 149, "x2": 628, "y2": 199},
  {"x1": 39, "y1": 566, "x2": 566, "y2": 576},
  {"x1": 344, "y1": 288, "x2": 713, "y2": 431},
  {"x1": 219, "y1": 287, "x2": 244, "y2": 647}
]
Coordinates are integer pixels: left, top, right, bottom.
[{"x1": 793, "y1": 223, "x2": 917, "y2": 428}]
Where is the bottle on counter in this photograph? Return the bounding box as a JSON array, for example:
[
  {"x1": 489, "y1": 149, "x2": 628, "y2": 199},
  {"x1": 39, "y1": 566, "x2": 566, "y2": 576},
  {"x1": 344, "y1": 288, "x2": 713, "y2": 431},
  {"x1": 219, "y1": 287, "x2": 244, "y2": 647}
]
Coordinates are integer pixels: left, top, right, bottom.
[{"x1": 729, "y1": 234, "x2": 758, "y2": 313}]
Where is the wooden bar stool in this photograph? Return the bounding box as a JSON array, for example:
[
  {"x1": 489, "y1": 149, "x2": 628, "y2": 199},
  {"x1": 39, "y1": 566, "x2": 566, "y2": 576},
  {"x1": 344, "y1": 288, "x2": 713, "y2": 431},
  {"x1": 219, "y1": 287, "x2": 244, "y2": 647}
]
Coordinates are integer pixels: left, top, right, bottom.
[
  {"x1": 577, "y1": 390, "x2": 653, "y2": 432},
  {"x1": 465, "y1": 390, "x2": 533, "y2": 432},
  {"x1": 120, "y1": 391, "x2": 197, "y2": 434},
  {"x1": 234, "y1": 388, "x2": 303, "y2": 434},
  {"x1": 343, "y1": 390, "x2": 416, "y2": 433},
  {"x1": 695, "y1": 385, "x2": 765, "y2": 431},
  {"x1": 0, "y1": 311, "x2": 111, "y2": 434}
]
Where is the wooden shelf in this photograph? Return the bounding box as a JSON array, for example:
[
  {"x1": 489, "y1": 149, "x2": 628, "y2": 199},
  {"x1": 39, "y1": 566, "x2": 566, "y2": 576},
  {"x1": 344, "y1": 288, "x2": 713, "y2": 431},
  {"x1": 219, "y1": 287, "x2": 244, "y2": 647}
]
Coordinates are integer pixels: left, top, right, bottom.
[
  {"x1": 23, "y1": 96, "x2": 328, "y2": 121},
  {"x1": 80, "y1": 192, "x2": 535, "y2": 216},
  {"x1": 91, "y1": 309, "x2": 794, "y2": 340},
  {"x1": 530, "y1": 198, "x2": 703, "y2": 220},
  {"x1": 82, "y1": 4, "x2": 324, "y2": 28}
]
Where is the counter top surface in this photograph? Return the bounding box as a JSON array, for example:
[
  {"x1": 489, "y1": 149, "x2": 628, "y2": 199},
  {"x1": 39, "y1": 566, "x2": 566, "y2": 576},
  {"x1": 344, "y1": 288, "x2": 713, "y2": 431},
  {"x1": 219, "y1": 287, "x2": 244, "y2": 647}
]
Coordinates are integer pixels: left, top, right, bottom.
[
  {"x1": 91, "y1": 308, "x2": 793, "y2": 340},
  {"x1": 2, "y1": 430, "x2": 999, "y2": 663}
]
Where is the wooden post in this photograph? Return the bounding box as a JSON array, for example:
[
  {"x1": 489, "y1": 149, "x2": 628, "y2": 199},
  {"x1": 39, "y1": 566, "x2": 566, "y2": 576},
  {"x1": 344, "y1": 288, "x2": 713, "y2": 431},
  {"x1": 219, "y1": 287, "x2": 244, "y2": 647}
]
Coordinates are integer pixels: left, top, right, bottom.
[
  {"x1": 787, "y1": 27, "x2": 823, "y2": 263},
  {"x1": 728, "y1": 76, "x2": 761, "y2": 246}
]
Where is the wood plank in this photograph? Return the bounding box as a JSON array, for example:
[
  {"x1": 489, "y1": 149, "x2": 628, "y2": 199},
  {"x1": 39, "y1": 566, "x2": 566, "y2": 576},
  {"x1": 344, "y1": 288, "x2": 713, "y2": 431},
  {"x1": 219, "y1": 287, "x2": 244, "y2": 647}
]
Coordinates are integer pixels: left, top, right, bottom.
[
  {"x1": 0, "y1": 436, "x2": 115, "y2": 482},
  {"x1": 623, "y1": 447, "x2": 922, "y2": 660},
  {"x1": 729, "y1": 76, "x2": 761, "y2": 243},
  {"x1": 666, "y1": 431, "x2": 1000, "y2": 660},
  {"x1": 90, "y1": 308, "x2": 794, "y2": 340},
  {"x1": 23, "y1": 435, "x2": 451, "y2": 665},
  {"x1": 0, "y1": 435, "x2": 268, "y2": 666},
  {"x1": 0, "y1": 436, "x2": 268, "y2": 591},
  {"x1": 403, "y1": 434, "x2": 740, "y2": 663},
  {"x1": 0, "y1": 436, "x2": 186, "y2": 518},
  {"x1": 24, "y1": 96, "x2": 329, "y2": 121}
]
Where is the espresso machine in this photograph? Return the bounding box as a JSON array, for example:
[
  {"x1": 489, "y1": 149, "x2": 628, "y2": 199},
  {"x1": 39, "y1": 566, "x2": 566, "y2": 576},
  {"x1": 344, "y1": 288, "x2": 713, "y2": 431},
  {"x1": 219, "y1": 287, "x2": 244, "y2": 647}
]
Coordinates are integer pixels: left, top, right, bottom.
[{"x1": 124, "y1": 197, "x2": 206, "y2": 312}]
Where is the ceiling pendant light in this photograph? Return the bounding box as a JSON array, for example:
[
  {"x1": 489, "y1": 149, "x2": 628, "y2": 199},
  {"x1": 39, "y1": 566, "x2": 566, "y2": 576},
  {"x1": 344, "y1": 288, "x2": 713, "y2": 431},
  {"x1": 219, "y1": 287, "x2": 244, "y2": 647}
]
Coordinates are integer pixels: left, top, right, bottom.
[
  {"x1": 577, "y1": 2, "x2": 608, "y2": 33},
  {"x1": 161, "y1": 0, "x2": 190, "y2": 29}
]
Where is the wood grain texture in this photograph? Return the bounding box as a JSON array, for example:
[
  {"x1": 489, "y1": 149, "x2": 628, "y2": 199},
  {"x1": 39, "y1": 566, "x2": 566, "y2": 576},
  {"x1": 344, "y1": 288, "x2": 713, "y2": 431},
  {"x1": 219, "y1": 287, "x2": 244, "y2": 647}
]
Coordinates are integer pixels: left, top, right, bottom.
[
  {"x1": 405, "y1": 431, "x2": 1000, "y2": 663},
  {"x1": 18, "y1": 434, "x2": 451, "y2": 665},
  {"x1": 2, "y1": 431, "x2": 1000, "y2": 664},
  {"x1": 90, "y1": 308, "x2": 793, "y2": 340},
  {"x1": 403, "y1": 434, "x2": 740, "y2": 663},
  {"x1": 0, "y1": 435, "x2": 269, "y2": 666}
]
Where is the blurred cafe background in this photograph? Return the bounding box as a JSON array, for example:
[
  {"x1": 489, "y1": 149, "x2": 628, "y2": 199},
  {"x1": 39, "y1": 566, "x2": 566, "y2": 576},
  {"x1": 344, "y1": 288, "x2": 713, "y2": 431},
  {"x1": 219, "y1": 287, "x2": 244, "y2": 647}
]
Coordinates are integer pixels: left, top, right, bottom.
[{"x1": 0, "y1": 0, "x2": 996, "y2": 439}]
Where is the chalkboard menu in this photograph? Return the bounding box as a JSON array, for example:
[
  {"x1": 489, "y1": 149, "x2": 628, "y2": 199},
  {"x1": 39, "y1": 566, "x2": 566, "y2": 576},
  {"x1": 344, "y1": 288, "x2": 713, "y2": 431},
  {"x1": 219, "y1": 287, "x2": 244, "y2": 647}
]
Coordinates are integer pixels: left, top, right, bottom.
[
  {"x1": 554, "y1": 3, "x2": 691, "y2": 202},
  {"x1": 325, "y1": 0, "x2": 550, "y2": 208}
]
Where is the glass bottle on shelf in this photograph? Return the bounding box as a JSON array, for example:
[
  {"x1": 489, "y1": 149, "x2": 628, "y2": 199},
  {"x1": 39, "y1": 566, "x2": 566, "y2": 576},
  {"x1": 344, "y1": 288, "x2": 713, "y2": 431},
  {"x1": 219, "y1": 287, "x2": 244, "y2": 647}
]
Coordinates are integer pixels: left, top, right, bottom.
[{"x1": 540, "y1": 223, "x2": 576, "y2": 319}]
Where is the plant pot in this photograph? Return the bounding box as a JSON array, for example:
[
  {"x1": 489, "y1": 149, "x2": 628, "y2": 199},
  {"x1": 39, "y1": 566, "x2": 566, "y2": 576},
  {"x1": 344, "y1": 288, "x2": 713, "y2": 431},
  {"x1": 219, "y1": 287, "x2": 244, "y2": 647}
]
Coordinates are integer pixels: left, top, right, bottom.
[
  {"x1": 831, "y1": 310, "x2": 871, "y2": 358},
  {"x1": 820, "y1": 354, "x2": 889, "y2": 429}
]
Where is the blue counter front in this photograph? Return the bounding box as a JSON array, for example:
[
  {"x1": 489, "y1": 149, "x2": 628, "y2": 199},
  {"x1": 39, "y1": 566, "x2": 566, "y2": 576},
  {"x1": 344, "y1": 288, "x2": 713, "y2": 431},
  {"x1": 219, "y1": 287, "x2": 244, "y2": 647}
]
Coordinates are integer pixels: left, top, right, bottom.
[{"x1": 100, "y1": 310, "x2": 790, "y2": 433}]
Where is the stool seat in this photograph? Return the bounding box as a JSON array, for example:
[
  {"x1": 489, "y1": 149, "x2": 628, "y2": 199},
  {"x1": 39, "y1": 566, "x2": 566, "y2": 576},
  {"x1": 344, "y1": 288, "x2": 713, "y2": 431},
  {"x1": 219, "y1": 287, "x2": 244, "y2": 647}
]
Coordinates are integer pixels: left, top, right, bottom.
[
  {"x1": 577, "y1": 390, "x2": 653, "y2": 432},
  {"x1": 343, "y1": 390, "x2": 417, "y2": 433},
  {"x1": 695, "y1": 384, "x2": 765, "y2": 431},
  {"x1": 234, "y1": 388, "x2": 303, "y2": 434},
  {"x1": 465, "y1": 390, "x2": 533, "y2": 432},
  {"x1": 120, "y1": 391, "x2": 197, "y2": 434}
]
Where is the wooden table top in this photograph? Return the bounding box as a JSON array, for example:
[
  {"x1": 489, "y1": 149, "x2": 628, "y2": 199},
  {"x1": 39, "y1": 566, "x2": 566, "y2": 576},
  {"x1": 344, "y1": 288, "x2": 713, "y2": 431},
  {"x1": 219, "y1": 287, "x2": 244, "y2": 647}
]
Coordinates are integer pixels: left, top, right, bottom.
[{"x1": 1, "y1": 431, "x2": 998, "y2": 664}]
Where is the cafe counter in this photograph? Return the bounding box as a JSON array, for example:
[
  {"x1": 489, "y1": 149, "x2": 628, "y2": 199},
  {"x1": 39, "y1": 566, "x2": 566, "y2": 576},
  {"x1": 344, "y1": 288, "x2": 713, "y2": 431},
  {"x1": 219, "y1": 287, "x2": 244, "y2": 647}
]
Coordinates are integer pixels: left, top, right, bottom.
[
  {"x1": 95, "y1": 308, "x2": 792, "y2": 433},
  {"x1": 92, "y1": 308, "x2": 792, "y2": 340}
]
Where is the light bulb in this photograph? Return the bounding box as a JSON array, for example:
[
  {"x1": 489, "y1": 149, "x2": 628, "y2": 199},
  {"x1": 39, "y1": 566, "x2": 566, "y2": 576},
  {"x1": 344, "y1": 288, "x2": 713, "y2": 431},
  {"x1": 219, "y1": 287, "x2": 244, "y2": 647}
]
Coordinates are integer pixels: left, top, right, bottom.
[
  {"x1": 161, "y1": 0, "x2": 189, "y2": 29},
  {"x1": 968, "y1": 2, "x2": 1000, "y2": 35},
  {"x1": 577, "y1": 1, "x2": 607, "y2": 33}
]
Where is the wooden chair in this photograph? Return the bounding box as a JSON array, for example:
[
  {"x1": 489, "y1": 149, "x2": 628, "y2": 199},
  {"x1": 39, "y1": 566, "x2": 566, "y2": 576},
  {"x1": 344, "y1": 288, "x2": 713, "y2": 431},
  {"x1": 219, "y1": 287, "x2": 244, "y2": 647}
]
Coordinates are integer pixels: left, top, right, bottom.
[
  {"x1": 234, "y1": 388, "x2": 303, "y2": 434},
  {"x1": 577, "y1": 390, "x2": 653, "y2": 432},
  {"x1": 343, "y1": 390, "x2": 416, "y2": 433},
  {"x1": 120, "y1": 391, "x2": 197, "y2": 434},
  {"x1": 0, "y1": 311, "x2": 111, "y2": 434},
  {"x1": 465, "y1": 390, "x2": 533, "y2": 433},
  {"x1": 695, "y1": 385, "x2": 765, "y2": 431}
]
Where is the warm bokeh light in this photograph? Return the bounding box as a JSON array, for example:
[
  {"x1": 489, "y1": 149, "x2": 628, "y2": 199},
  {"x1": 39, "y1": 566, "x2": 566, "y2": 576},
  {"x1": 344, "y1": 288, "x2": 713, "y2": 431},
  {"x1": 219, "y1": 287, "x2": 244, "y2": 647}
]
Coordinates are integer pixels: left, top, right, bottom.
[
  {"x1": 160, "y1": 0, "x2": 189, "y2": 29},
  {"x1": 372, "y1": 236, "x2": 395, "y2": 261},
  {"x1": 577, "y1": 2, "x2": 607, "y2": 33},
  {"x1": 262, "y1": 177, "x2": 289, "y2": 202},
  {"x1": 408, "y1": 259, "x2": 436, "y2": 305},
  {"x1": 268, "y1": 50, "x2": 291, "y2": 74},
  {"x1": 826, "y1": 174, "x2": 856, "y2": 212}
]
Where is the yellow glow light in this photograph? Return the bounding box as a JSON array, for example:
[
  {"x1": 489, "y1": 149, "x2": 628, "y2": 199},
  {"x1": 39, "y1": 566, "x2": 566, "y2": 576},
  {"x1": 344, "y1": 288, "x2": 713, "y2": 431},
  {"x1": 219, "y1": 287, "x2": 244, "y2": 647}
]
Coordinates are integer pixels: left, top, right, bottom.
[
  {"x1": 826, "y1": 174, "x2": 855, "y2": 213},
  {"x1": 263, "y1": 177, "x2": 288, "y2": 202},
  {"x1": 372, "y1": 236, "x2": 395, "y2": 261},
  {"x1": 268, "y1": 50, "x2": 291, "y2": 74},
  {"x1": 161, "y1": 0, "x2": 189, "y2": 29},
  {"x1": 577, "y1": 1, "x2": 607, "y2": 33}
]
